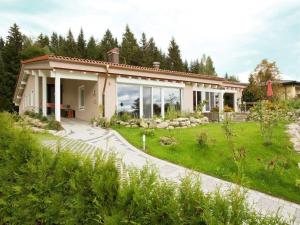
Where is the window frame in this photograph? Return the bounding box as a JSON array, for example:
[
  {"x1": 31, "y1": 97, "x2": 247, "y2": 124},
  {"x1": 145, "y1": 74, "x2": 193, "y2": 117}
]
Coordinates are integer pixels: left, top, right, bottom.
[{"x1": 78, "y1": 85, "x2": 85, "y2": 110}]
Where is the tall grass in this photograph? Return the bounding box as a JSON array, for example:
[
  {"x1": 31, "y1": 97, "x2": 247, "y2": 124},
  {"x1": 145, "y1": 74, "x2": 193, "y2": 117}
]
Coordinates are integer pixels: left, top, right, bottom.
[{"x1": 0, "y1": 112, "x2": 291, "y2": 224}]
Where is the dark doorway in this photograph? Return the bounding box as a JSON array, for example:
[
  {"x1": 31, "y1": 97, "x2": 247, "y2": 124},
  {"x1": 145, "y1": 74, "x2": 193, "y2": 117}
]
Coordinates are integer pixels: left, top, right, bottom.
[
  {"x1": 47, "y1": 84, "x2": 63, "y2": 115},
  {"x1": 224, "y1": 93, "x2": 234, "y2": 109}
]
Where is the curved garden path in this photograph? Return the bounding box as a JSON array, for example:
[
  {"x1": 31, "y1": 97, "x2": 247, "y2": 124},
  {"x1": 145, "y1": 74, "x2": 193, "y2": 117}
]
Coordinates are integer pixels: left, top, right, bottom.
[{"x1": 43, "y1": 119, "x2": 300, "y2": 224}]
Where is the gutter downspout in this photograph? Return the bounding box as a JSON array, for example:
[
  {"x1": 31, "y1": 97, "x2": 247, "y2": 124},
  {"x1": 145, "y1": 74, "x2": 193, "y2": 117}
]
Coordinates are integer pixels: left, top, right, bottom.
[{"x1": 102, "y1": 65, "x2": 109, "y2": 117}]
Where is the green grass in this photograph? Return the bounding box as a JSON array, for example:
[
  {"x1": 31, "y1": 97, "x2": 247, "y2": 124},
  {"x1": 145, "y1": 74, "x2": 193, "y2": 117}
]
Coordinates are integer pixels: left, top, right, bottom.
[{"x1": 114, "y1": 122, "x2": 300, "y2": 203}]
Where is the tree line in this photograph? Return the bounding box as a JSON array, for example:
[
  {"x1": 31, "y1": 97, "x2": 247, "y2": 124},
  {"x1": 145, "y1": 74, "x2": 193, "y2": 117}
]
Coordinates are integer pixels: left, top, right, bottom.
[{"x1": 0, "y1": 23, "x2": 239, "y2": 112}]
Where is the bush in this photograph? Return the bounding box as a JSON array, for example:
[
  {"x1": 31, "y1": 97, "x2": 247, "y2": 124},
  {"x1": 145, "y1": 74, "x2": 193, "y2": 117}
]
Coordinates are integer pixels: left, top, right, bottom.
[
  {"x1": 0, "y1": 112, "x2": 290, "y2": 225},
  {"x1": 224, "y1": 105, "x2": 234, "y2": 112},
  {"x1": 159, "y1": 136, "x2": 177, "y2": 146},
  {"x1": 46, "y1": 116, "x2": 63, "y2": 130},
  {"x1": 97, "y1": 117, "x2": 111, "y2": 128},
  {"x1": 118, "y1": 112, "x2": 133, "y2": 122},
  {"x1": 24, "y1": 110, "x2": 48, "y2": 121},
  {"x1": 142, "y1": 128, "x2": 155, "y2": 137},
  {"x1": 197, "y1": 132, "x2": 208, "y2": 147}
]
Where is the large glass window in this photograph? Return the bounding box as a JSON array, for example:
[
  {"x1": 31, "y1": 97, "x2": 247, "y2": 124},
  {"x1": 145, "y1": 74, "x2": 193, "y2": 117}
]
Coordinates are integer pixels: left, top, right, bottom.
[
  {"x1": 205, "y1": 92, "x2": 210, "y2": 111},
  {"x1": 143, "y1": 87, "x2": 152, "y2": 118},
  {"x1": 193, "y1": 91, "x2": 202, "y2": 111},
  {"x1": 117, "y1": 84, "x2": 140, "y2": 117},
  {"x1": 164, "y1": 88, "x2": 181, "y2": 113},
  {"x1": 153, "y1": 87, "x2": 161, "y2": 117}
]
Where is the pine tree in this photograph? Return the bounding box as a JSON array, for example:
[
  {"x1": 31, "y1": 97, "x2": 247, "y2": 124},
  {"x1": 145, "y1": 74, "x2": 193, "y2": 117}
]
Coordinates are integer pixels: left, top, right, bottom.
[
  {"x1": 36, "y1": 33, "x2": 49, "y2": 48},
  {"x1": 99, "y1": 29, "x2": 118, "y2": 61},
  {"x1": 139, "y1": 33, "x2": 161, "y2": 67},
  {"x1": 0, "y1": 37, "x2": 4, "y2": 51},
  {"x1": 199, "y1": 54, "x2": 206, "y2": 74},
  {"x1": 120, "y1": 25, "x2": 140, "y2": 65},
  {"x1": 0, "y1": 23, "x2": 23, "y2": 111},
  {"x1": 77, "y1": 28, "x2": 86, "y2": 58},
  {"x1": 190, "y1": 59, "x2": 200, "y2": 73},
  {"x1": 224, "y1": 72, "x2": 229, "y2": 80},
  {"x1": 50, "y1": 32, "x2": 59, "y2": 54},
  {"x1": 86, "y1": 36, "x2": 98, "y2": 60},
  {"x1": 205, "y1": 56, "x2": 216, "y2": 75},
  {"x1": 64, "y1": 29, "x2": 78, "y2": 57},
  {"x1": 167, "y1": 38, "x2": 183, "y2": 71},
  {"x1": 57, "y1": 35, "x2": 65, "y2": 55},
  {"x1": 183, "y1": 60, "x2": 189, "y2": 72}
]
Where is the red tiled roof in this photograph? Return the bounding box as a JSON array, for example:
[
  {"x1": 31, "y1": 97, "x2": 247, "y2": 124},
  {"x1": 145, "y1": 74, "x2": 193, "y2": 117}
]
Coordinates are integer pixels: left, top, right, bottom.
[{"x1": 21, "y1": 54, "x2": 247, "y2": 86}]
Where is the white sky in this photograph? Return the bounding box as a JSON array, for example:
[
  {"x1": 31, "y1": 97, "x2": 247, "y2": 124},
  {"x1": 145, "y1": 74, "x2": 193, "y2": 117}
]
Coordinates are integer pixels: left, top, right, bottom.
[{"x1": 1, "y1": 0, "x2": 300, "y2": 82}]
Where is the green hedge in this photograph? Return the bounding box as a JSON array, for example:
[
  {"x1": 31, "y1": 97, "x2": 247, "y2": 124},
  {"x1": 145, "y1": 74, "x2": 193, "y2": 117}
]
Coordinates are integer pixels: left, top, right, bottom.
[{"x1": 0, "y1": 112, "x2": 290, "y2": 224}]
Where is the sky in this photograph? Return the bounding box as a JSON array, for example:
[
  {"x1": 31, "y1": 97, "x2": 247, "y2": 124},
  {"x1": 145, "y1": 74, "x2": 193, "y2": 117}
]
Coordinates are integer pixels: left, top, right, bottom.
[{"x1": 0, "y1": 0, "x2": 300, "y2": 82}]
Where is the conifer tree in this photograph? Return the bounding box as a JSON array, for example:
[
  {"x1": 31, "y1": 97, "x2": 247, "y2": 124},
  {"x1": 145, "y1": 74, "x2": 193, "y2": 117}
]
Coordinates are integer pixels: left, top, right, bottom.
[
  {"x1": 120, "y1": 25, "x2": 140, "y2": 65},
  {"x1": 183, "y1": 60, "x2": 189, "y2": 72},
  {"x1": 99, "y1": 29, "x2": 118, "y2": 61},
  {"x1": 199, "y1": 54, "x2": 206, "y2": 74},
  {"x1": 86, "y1": 36, "x2": 98, "y2": 60},
  {"x1": 0, "y1": 23, "x2": 23, "y2": 111},
  {"x1": 50, "y1": 32, "x2": 59, "y2": 54},
  {"x1": 64, "y1": 29, "x2": 77, "y2": 57},
  {"x1": 205, "y1": 56, "x2": 216, "y2": 75},
  {"x1": 57, "y1": 35, "x2": 65, "y2": 55},
  {"x1": 36, "y1": 33, "x2": 49, "y2": 48},
  {"x1": 77, "y1": 28, "x2": 86, "y2": 58},
  {"x1": 0, "y1": 37, "x2": 4, "y2": 51},
  {"x1": 190, "y1": 59, "x2": 200, "y2": 73},
  {"x1": 167, "y1": 38, "x2": 183, "y2": 71}
]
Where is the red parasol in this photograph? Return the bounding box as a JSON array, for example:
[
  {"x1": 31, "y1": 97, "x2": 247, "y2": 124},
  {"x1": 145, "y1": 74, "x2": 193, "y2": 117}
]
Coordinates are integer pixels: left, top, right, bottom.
[{"x1": 266, "y1": 79, "x2": 273, "y2": 97}]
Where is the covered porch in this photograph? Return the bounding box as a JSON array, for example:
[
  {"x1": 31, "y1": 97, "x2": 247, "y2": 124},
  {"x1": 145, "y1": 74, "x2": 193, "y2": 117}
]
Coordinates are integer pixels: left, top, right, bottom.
[{"x1": 21, "y1": 69, "x2": 100, "y2": 122}]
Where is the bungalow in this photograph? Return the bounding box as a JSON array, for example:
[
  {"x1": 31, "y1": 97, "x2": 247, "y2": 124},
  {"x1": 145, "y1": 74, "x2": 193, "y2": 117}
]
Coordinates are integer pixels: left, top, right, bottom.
[
  {"x1": 13, "y1": 48, "x2": 246, "y2": 122},
  {"x1": 277, "y1": 80, "x2": 300, "y2": 100}
]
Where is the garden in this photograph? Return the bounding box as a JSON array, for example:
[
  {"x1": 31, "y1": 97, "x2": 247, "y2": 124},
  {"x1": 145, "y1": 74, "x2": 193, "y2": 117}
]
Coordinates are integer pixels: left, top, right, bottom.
[
  {"x1": 0, "y1": 112, "x2": 291, "y2": 224},
  {"x1": 114, "y1": 101, "x2": 300, "y2": 204}
]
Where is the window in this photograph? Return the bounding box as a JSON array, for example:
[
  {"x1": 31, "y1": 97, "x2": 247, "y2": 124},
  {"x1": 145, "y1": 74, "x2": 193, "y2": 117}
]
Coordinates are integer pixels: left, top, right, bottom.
[
  {"x1": 164, "y1": 88, "x2": 181, "y2": 113},
  {"x1": 193, "y1": 91, "x2": 203, "y2": 111},
  {"x1": 117, "y1": 84, "x2": 140, "y2": 117},
  {"x1": 31, "y1": 90, "x2": 34, "y2": 106},
  {"x1": 78, "y1": 85, "x2": 85, "y2": 110},
  {"x1": 153, "y1": 87, "x2": 162, "y2": 117}
]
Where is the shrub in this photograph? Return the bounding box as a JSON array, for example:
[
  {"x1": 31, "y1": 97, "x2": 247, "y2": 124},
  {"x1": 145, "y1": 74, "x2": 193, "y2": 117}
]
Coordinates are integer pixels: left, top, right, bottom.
[
  {"x1": 46, "y1": 116, "x2": 63, "y2": 130},
  {"x1": 118, "y1": 112, "x2": 133, "y2": 122},
  {"x1": 249, "y1": 100, "x2": 292, "y2": 145},
  {"x1": 211, "y1": 107, "x2": 219, "y2": 112},
  {"x1": 97, "y1": 117, "x2": 111, "y2": 128},
  {"x1": 159, "y1": 136, "x2": 177, "y2": 146},
  {"x1": 0, "y1": 112, "x2": 291, "y2": 225},
  {"x1": 224, "y1": 105, "x2": 234, "y2": 112},
  {"x1": 165, "y1": 105, "x2": 181, "y2": 120},
  {"x1": 142, "y1": 128, "x2": 155, "y2": 137},
  {"x1": 197, "y1": 132, "x2": 208, "y2": 147}
]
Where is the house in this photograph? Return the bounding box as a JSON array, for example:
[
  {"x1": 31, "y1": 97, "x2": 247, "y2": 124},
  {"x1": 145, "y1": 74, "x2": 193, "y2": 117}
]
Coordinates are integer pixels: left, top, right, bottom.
[
  {"x1": 13, "y1": 48, "x2": 246, "y2": 122},
  {"x1": 277, "y1": 80, "x2": 300, "y2": 100}
]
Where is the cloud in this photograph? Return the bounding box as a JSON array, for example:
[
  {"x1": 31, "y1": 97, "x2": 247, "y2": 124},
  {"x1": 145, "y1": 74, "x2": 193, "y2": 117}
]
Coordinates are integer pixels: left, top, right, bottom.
[{"x1": 1, "y1": 0, "x2": 300, "y2": 81}]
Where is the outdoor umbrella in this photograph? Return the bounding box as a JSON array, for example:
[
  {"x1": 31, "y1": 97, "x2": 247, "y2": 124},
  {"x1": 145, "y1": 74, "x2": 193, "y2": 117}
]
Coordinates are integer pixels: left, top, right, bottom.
[{"x1": 266, "y1": 79, "x2": 273, "y2": 97}]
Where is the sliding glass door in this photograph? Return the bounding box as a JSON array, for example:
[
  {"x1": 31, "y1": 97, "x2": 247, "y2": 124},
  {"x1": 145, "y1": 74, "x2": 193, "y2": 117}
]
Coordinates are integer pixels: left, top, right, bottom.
[{"x1": 143, "y1": 86, "x2": 152, "y2": 118}]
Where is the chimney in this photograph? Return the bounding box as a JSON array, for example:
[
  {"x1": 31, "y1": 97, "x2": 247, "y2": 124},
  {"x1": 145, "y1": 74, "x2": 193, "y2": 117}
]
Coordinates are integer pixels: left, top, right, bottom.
[
  {"x1": 107, "y1": 48, "x2": 119, "y2": 64},
  {"x1": 153, "y1": 61, "x2": 160, "y2": 69}
]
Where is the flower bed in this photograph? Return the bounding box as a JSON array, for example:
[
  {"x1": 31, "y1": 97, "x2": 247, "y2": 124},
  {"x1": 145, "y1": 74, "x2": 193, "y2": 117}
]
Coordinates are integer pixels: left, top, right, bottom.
[{"x1": 115, "y1": 116, "x2": 209, "y2": 129}]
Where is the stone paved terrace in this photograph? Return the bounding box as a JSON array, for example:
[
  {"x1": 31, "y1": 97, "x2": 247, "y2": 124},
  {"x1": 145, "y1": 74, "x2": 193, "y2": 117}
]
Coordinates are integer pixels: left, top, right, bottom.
[{"x1": 43, "y1": 119, "x2": 300, "y2": 224}]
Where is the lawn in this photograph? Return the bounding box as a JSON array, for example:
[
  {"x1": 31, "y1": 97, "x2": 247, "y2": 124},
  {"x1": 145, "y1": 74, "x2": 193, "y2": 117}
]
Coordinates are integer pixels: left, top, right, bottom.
[{"x1": 114, "y1": 122, "x2": 300, "y2": 203}]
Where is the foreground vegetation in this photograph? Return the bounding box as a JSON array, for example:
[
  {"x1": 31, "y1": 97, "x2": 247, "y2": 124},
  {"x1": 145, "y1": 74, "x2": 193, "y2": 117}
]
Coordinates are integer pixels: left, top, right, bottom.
[
  {"x1": 0, "y1": 112, "x2": 291, "y2": 224},
  {"x1": 115, "y1": 122, "x2": 300, "y2": 204}
]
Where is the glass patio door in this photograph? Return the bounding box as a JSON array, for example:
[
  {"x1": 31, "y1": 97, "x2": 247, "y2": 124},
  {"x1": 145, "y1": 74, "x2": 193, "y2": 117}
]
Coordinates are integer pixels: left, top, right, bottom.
[{"x1": 143, "y1": 86, "x2": 152, "y2": 118}]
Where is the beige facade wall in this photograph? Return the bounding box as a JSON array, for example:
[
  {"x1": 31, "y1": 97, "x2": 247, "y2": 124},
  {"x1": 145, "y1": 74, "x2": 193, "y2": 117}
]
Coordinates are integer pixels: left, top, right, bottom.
[
  {"x1": 182, "y1": 84, "x2": 193, "y2": 113},
  {"x1": 62, "y1": 79, "x2": 98, "y2": 121},
  {"x1": 19, "y1": 75, "x2": 35, "y2": 114},
  {"x1": 278, "y1": 85, "x2": 297, "y2": 100}
]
